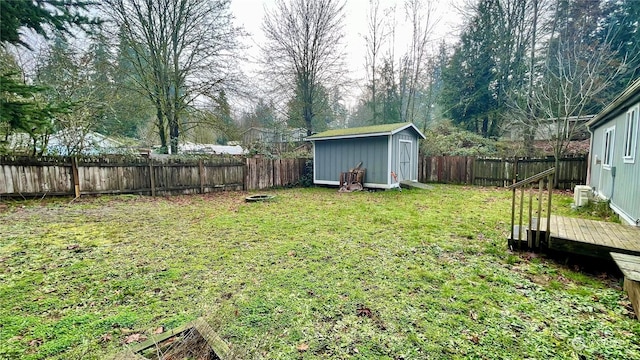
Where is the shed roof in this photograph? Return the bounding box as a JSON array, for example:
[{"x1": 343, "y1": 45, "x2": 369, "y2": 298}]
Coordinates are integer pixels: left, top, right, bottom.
[
  {"x1": 305, "y1": 122, "x2": 426, "y2": 141},
  {"x1": 587, "y1": 77, "x2": 640, "y2": 129}
]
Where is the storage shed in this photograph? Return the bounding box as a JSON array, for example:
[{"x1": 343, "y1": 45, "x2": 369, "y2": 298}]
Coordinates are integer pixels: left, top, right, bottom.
[
  {"x1": 587, "y1": 77, "x2": 640, "y2": 226},
  {"x1": 306, "y1": 122, "x2": 426, "y2": 189}
]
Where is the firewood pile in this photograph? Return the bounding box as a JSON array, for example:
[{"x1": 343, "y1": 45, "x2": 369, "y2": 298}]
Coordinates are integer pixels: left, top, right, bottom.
[{"x1": 339, "y1": 162, "x2": 365, "y2": 192}]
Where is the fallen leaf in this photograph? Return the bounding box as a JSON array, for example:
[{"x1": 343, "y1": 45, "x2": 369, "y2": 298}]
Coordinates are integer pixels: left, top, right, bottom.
[
  {"x1": 297, "y1": 343, "x2": 309, "y2": 352},
  {"x1": 28, "y1": 339, "x2": 43, "y2": 347},
  {"x1": 124, "y1": 333, "x2": 147, "y2": 344},
  {"x1": 469, "y1": 310, "x2": 478, "y2": 321},
  {"x1": 66, "y1": 244, "x2": 80, "y2": 251},
  {"x1": 101, "y1": 334, "x2": 112, "y2": 343},
  {"x1": 356, "y1": 306, "x2": 372, "y2": 318},
  {"x1": 469, "y1": 334, "x2": 480, "y2": 344},
  {"x1": 153, "y1": 326, "x2": 164, "y2": 334}
]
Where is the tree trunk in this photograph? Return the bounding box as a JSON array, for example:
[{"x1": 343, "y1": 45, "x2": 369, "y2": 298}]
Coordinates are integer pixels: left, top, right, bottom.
[
  {"x1": 156, "y1": 107, "x2": 167, "y2": 153},
  {"x1": 525, "y1": 0, "x2": 539, "y2": 157}
]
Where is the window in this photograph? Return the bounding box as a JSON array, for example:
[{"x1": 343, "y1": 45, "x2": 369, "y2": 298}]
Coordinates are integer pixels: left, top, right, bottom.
[
  {"x1": 603, "y1": 126, "x2": 615, "y2": 169},
  {"x1": 623, "y1": 105, "x2": 638, "y2": 163}
]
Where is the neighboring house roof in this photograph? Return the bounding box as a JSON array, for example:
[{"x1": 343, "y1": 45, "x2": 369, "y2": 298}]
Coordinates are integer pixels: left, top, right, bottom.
[
  {"x1": 47, "y1": 130, "x2": 126, "y2": 155},
  {"x1": 502, "y1": 115, "x2": 593, "y2": 141},
  {"x1": 588, "y1": 77, "x2": 640, "y2": 129},
  {"x1": 241, "y1": 127, "x2": 270, "y2": 135},
  {"x1": 242, "y1": 127, "x2": 307, "y2": 143},
  {"x1": 305, "y1": 122, "x2": 426, "y2": 141},
  {"x1": 179, "y1": 142, "x2": 246, "y2": 155}
]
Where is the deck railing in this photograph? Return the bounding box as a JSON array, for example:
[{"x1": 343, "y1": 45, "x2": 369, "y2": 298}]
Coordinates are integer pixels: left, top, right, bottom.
[{"x1": 506, "y1": 167, "x2": 556, "y2": 250}]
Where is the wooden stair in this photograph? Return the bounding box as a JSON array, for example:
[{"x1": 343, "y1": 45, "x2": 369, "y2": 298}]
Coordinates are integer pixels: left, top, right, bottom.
[{"x1": 506, "y1": 168, "x2": 555, "y2": 251}]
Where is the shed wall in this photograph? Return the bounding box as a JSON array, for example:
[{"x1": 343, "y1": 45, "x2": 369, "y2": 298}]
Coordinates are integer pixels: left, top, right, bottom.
[
  {"x1": 590, "y1": 102, "x2": 640, "y2": 225},
  {"x1": 314, "y1": 136, "x2": 389, "y2": 185}
]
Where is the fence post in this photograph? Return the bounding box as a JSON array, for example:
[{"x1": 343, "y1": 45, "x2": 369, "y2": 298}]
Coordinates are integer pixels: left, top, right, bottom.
[
  {"x1": 149, "y1": 160, "x2": 156, "y2": 196},
  {"x1": 244, "y1": 158, "x2": 249, "y2": 191},
  {"x1": 71, "y1": 157, "x2": 80, "y2": 198},
  {"x1": 199, "y1": 159, "x2": 205, "y2": 194}
]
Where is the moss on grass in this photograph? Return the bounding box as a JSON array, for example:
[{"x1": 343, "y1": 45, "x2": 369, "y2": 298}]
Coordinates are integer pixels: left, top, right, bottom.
[{"x1": 0, "y1": 186, "x2": 638, "y2": 359}]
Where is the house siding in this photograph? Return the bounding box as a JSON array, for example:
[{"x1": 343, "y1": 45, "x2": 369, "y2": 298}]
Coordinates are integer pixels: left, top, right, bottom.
[
  {"x1": 314, "y1": 136, "x2": 389, "y2": 185},
  {"x1": 590, "y1": 101, "x2": 640, "y2": 225}
]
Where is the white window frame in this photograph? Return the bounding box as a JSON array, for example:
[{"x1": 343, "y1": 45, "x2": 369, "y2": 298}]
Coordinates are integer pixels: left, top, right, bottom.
[
  {"x1": 623, "y1": 104, "x2": 638, "y2": 163},
  {"x1": 603, "y1": 126, "x2": 615, "y2": 170}
]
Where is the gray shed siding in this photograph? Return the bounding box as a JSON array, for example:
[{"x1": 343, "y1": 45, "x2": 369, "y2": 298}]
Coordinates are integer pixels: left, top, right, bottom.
[
  {"x1": 314, "y1": 136, "x2": 389, "y2": 185},
  {"x1": 590, "y1": 102, "x2": 640, "y2": 224},
  {"x1": 391, "y1": 129, "x2": 419, "y2": 181}
]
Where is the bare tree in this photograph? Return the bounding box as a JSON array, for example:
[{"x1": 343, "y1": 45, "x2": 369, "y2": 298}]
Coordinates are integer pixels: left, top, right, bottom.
[
  {"x1": 399, "y1": 0, "x2": 437, "y2": 124},
  {"x1": 364, "y1": 0, "x2": 389, "y2": 124},
  {"x1": 101, "y1": 0, "x2": 241, "y2": 154},
  {"x1": 261, "y1": 0, "x2": 346, "y2": 136},
  {"x1": 507, "y1": 1, "x2": 628, "y2": 185},
  {"x1": 535, "y1": 34, "x2": 625, "y2": 169}
]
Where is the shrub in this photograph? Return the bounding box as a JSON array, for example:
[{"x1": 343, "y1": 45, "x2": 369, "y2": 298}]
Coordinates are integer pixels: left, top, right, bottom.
[{"x1": 420, "y1": 121, "x2": 499, "y2": 156}]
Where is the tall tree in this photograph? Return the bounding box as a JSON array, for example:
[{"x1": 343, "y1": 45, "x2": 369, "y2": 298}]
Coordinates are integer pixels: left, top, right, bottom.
[
  {"x1": 286, "y1": 84, "x2": 334, "y2": 133},
  {"x1": 0, "y1": 0, "x2": 95, "y2": 48},
  {"x1": 530, "y1": 0, "x2": 626, "y2": 180},
  {"x1": 364, "y1": 0, "x2": 389, "y2": 124},
  {"x1": 441, "y1": 0, "x2": 531, "y2": 138},
  {"x1": 108, "y1": 28, "x2": 155, "y2": 138},
  {"x1": 240, "y1": 99, "x2": 278, "y2": 129},
  {"x1": 102, "y1": 0, "x2": 242, "y2": 154},
  {"x1": 399, "y1": 0, "x2": 436, "y2": 124},
  {"x1": 379, "y1": 57, "x2": 402, "y2": 124},
  {"x1": 0, "y1": 0, "x2": 96, "y2": 154},
  {"x1": 0, "y1": 48, "x2": 57, "y2": 155},
  {"x1": 597, "y1": 0, "x2": 640, "y2": 100},
  {"x1": 262, "y1": 0, "x2": 347, "y2": 136},
  {"x1": 421, "y1": 40, "x2": 448, "y2": 132},
  {"x1": 35, "y1": 32, "x2": 114, "y2": 155}
]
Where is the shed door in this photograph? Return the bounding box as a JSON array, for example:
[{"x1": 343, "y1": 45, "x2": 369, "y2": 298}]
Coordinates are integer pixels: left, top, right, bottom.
[{"x1": 399, "y1": 140, "x2": 412, "y2": 181}]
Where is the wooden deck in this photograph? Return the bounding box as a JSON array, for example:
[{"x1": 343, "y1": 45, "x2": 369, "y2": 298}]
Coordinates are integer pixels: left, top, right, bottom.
[{"x1": 540, "y1": 215, "x2": 640, "y2": 259}]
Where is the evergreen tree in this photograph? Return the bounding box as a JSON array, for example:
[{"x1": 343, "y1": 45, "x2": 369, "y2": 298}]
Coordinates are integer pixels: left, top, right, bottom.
[
  {"x1": 287, "y1": 85, "x2": 335, "y2": 133},
  {"x1": 597, "y1": 0, "x2": 640, "y2": 100},
  {"x1": 0, "y1": 0, "x2": 95, "y2": 48},
  {"x1": 378, "y1": 57, "x2": 401, "y2": 124},
  {"x1": 213, "y1": 90, "x2": 236, "y2": 145},
  {"x1": 106, "y1": 30, "x2": 154, "y2": 138},
  {"x1": 441, "y1": 1, "x2": 498, "y2": 137},
  {"x1": 440, "y1": 0, "x2": 528, "y2": 138},
  {"x1": 0, "y1": 0, "x2": 96, "y2": 155}
]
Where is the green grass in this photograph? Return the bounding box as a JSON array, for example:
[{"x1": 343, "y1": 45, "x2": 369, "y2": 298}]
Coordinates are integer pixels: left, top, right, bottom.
[{"x1": 0, "y1": 186, "x2": 638, "y2": 359}]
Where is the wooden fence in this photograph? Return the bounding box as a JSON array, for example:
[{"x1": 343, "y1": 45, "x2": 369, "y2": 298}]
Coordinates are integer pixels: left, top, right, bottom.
[
  {"x1": 418, "y1": 156, "x2": 588, "y2": 190},
  {"x1": 245, "y1": 157, "x2": 308, "y2": 190},
  {"x1": 1, "y1": 154, "x2": 586, "y2": 197},
  {"x1": 0, "y1": 156, "x2": 309, "y2": 198}
]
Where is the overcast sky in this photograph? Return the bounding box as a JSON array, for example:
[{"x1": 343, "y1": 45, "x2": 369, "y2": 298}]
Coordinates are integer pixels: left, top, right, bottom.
[{"x1": 229, "y1": 0, "x2": 465, "y2": 107}]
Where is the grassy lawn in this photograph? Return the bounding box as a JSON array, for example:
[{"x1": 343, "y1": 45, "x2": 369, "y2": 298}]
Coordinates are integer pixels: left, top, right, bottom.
[{"x1": 1, "y1": 185, "x2": 639, "y2": 359}]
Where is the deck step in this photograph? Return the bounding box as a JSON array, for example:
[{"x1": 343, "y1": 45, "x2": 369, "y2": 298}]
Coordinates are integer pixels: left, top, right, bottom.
[
  {"x1": 611, "y1": 252, "x2": 640, "y2": 320},
  {"x1": 508, "y1": 224, "x2": 549, "y2": 251},
  {"x1": 399, "y1": 180, "x2": 433, "y2": 190}
]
